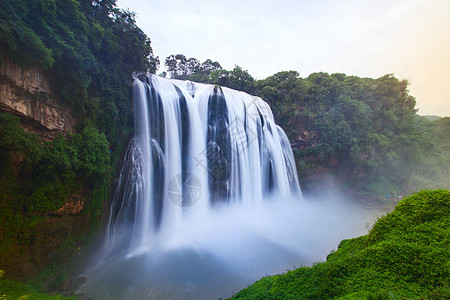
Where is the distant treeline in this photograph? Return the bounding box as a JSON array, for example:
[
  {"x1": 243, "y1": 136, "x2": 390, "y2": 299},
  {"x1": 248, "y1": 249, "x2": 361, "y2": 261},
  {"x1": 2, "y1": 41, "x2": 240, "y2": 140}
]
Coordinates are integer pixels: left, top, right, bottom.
[{"x1": 163, "y1": 54, "x2": 450, "y2": 201}]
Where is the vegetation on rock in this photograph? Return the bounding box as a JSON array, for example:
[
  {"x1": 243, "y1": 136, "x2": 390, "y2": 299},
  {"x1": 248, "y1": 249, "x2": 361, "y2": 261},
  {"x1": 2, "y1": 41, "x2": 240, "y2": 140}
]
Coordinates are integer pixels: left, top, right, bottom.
[{"x1": 0, "y1": 0, "x2": 157, "y2": 288}]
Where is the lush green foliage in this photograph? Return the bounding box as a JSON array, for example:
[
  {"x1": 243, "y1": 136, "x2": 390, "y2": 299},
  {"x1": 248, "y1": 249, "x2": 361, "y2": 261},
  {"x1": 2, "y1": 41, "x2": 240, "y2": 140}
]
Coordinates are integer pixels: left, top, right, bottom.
[
  {"x1": 257, "y1": 72, "x2": 449, "y2": 200},
  {"x1": 0, "y1": 112, "x2": 110, "y2": 241},
  {"x1": 164, "y1": 54, "x2": 221, "y2": 81},
  {"x1": 255, "y1": 72, "x2": 440, "y2": 199},
  {"x1": 255, "y1": 71, "x2": 306, "y2": 136},
  {"x1": 405, "y1": 117, "x2": 450, "y2": 192},
  {"x1": 296, "y1": 73, "x2": 424, "y2": 198},
  {"x1": 164, "y1": 54, "x2": 256, "y2": 94},
  {"x1": 0, "y1": 269, "x2": 77, "y2": 300},
  {"x1": 0, "y1": 0, "x2": 158, "y2": 141},
  {"x1": 231, "y1": 189, "x2": 450, "y2": 299}
]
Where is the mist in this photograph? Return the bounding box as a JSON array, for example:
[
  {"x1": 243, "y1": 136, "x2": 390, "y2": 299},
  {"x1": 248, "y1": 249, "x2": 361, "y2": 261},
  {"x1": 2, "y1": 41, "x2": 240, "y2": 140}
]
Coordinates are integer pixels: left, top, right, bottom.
[{"x1": 78, "y1": 192, "x2": 382, "y2": 299}]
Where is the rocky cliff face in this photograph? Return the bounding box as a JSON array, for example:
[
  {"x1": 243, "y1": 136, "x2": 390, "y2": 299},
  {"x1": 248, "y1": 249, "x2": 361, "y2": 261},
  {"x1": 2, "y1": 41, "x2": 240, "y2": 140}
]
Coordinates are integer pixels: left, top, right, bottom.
[
  {"x1": 0, "y1": 62, "x2": 90, "y2": 284},
  {"x1": 0, "y1": 61, "x2": 74, "y2": 139}
]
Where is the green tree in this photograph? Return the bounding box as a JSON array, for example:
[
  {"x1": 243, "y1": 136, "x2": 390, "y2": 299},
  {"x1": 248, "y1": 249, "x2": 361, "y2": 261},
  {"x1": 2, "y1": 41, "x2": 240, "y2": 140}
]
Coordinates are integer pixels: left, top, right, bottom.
[{"x1": 164, "y1": 54, "x2": 222, "y2": 81}]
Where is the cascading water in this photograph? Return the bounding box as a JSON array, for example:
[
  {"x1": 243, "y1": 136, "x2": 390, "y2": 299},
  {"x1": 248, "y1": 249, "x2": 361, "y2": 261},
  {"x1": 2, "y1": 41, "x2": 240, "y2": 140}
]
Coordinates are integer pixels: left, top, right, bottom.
[
  {"x1": 105, "y1": 74, "x2": 301, "y2": 254},
  {"x1": 79, "y1": 75, "x2": 373, "y2": 299}
]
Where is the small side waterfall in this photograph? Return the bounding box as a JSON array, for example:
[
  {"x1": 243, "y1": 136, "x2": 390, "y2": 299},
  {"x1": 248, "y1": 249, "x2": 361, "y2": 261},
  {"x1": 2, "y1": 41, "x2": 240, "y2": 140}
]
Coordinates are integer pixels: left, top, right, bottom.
[{"x1": 105, "y1": 74, "x2": 301, "y2": 255}]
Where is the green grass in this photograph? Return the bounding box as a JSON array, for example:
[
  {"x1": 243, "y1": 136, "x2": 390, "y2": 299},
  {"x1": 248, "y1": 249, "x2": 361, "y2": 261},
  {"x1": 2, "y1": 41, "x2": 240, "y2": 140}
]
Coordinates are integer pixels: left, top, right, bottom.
[{"x1": 231, "y1": 189, "x2": 450, "y2": 299}]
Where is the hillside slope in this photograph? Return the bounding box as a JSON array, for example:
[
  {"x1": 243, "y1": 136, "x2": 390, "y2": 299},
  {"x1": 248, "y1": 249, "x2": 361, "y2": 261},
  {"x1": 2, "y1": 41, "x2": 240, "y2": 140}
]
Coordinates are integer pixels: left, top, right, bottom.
[{"x1": 231, "y1": 189, "x2": 449, "y2": 299}]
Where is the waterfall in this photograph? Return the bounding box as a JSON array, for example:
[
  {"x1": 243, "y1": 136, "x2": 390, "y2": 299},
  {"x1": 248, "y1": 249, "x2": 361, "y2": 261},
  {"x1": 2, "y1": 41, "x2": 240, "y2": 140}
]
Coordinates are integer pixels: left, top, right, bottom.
[
  {"x1": 105, "y1": 74, "x2": 301, "y2": 256},
  {"x1": 79, "y1": 75, "x2": 309, "y2": 299}
]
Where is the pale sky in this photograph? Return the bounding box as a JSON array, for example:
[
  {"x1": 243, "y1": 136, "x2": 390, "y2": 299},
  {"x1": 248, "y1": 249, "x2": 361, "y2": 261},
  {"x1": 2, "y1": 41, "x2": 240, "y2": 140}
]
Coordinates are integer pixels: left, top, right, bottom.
[{"x1": 118, "y1": 0, "x2": 450, "y2": 116}]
